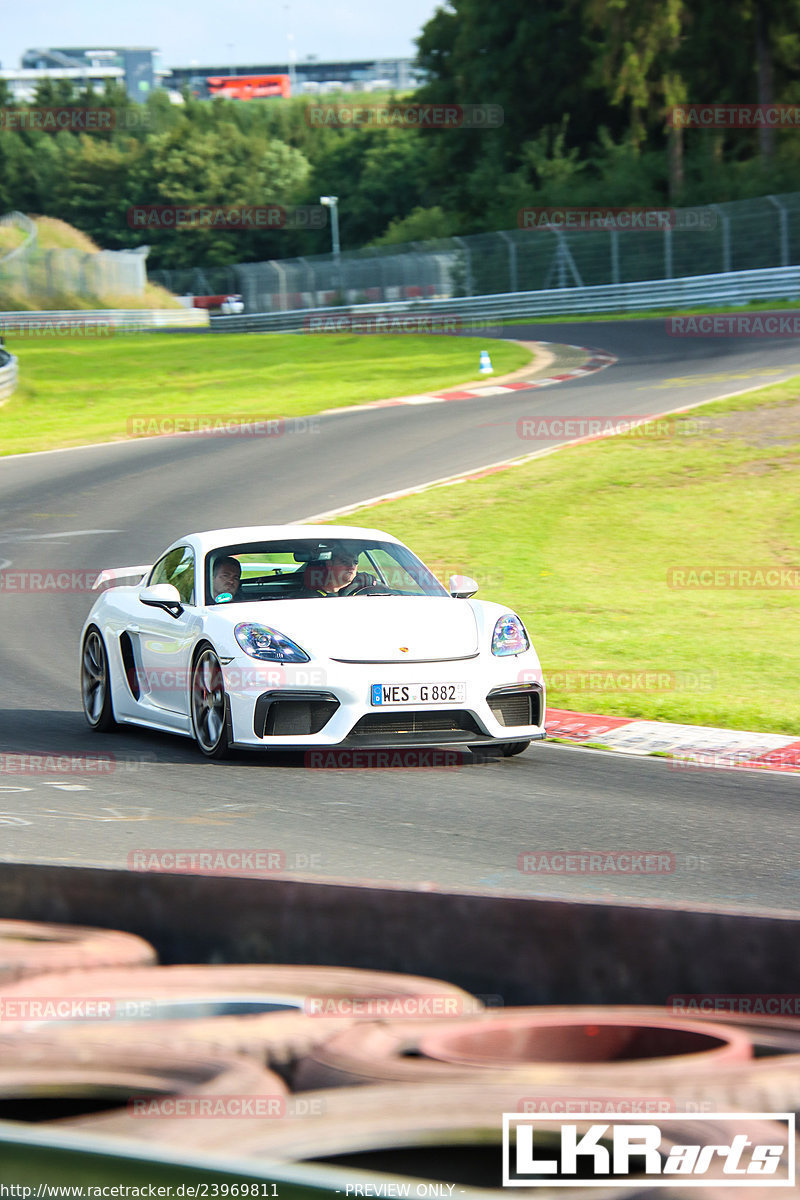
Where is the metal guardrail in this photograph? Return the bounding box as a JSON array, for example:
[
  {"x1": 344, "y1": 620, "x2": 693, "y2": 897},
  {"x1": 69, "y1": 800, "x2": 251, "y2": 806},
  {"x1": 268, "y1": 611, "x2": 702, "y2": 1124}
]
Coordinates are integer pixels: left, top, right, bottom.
[
  {"x1": 209, "y1": 265, "x2": 800, "y2": 333},
  {"x1": 0, "y1": 308, "x2": 209, "y2": 332},
  {"x1": 1, "y1": 264, "x2": 794, "y2": 352},
  {"x1": 0, "y1": 349, "x2": 18, "y2": 400}
]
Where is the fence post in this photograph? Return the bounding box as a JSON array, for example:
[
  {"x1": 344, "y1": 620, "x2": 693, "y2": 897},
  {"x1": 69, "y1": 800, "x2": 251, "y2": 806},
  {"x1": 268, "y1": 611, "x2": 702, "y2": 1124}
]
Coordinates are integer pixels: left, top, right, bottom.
[
  {"x1": 767, "y1": 195, "x2": 789, "y2": 267},
  {"x1": 271, "y1": 261, "x2": 287, "y2": 311},
  {"x1": 296, "y1": 257, "x2": 314, "y2": 308},
  {"x1": 710, "y1": 205, "x2": 731, "y2": 273},
  {"x1": 453, "y1": 236, "x2": 473, "y2": 295},
  {"x1": 664, "y1": 227, "x2": 673, "y2": 278},
  {"x1": 610, "y1": 230, "x2": 620, "y2": 285},
  {"x1": 547, "y1": 229, "x2": 583, "y2": 288},
  {"x1": 498, "y1": 231, "x2": 518, "y2": 293}
]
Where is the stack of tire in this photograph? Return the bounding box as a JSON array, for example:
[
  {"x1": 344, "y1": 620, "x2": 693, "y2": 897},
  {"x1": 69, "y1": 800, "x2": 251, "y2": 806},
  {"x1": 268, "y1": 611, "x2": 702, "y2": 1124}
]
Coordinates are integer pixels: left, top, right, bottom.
[{"x1": 0, "y1": 918, "x2": 796, "y2": 1197}]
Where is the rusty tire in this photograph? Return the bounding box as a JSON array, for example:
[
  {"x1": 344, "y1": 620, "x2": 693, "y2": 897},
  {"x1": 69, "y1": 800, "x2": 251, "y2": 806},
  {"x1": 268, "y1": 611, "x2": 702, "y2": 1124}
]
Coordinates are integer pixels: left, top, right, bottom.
[
  {"x1": 0, "y1": 1032, "x2": 285, "y2": 1141},
  {"x1": 293, "y1": 1006, "x2": 752, "y2": 1090},
  {"x1": 0, "y1": 964, "x2": 481, "y2": 1072},
  {"x1": 0, "y1": 919, "x2": 157, "y2": 985},
  {"x1": 162, "y1": 1079, "x2": 792, "y2": 1199}
]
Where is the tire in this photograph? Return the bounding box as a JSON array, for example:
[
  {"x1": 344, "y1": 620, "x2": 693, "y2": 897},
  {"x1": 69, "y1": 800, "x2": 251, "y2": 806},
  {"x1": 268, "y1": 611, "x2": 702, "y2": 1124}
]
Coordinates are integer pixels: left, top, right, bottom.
[
  {"x1": 0, "y1": 1036, "x2": 284, "y2": 1134},
  {"x1": 499, "y1": 740, "x2": 531, "y2": 757},
  {"x1": 191, "y1": 645, "x2": 230, "y2": 759},
  {"x1": 0, "y1": 919, "x2": 156, "y2": 984},
  {"x1": 0, "y1": 964, "x2": 481, "y2": 1073},
  {"x1": 81, "y1": 627, "x2": 115, "y2": 731},
  {"x1": 166, "y1": 1078, "x2": 793, "y2": 1189},
  {"x1": 469, "y1": 741, "x2": 530, "y2": 761},
  {"x1": 293, "y1": 1006, "x2": 752, "y2": 1090}
]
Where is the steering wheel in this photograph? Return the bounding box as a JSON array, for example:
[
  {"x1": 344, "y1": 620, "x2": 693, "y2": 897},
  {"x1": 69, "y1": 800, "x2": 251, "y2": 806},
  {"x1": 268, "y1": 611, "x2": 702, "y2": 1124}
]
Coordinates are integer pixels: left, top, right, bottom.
[{"x1": 348, "y1": 583, "x2": 395, "y2": 596}]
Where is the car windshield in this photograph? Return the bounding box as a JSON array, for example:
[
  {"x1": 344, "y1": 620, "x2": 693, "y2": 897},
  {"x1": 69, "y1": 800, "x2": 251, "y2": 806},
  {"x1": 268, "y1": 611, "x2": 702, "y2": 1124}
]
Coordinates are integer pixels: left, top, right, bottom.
[{"x1": 204, "y1": 538, "x2": 450, "y2": 605}]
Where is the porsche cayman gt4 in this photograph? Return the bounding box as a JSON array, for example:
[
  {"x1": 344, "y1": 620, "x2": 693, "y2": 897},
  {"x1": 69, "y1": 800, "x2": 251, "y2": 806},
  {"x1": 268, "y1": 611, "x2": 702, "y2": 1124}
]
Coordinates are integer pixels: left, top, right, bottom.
[{"x1": 80, "y1": 525, "x2": 546, "y2": 759}]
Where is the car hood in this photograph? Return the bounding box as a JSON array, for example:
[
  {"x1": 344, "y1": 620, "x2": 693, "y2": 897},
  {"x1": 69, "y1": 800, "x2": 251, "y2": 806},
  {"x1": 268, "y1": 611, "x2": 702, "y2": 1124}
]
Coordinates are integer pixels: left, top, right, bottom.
[{"x1": 228, "y1": 596, "x2": 480, "y2": 663}]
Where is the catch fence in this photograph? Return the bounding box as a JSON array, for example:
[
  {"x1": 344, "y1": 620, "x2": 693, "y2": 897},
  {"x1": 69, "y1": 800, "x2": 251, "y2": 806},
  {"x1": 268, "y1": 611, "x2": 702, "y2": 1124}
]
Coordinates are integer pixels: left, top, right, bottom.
[{"x1": 150, "y1": 193, "x2": 800, "y2": 313}]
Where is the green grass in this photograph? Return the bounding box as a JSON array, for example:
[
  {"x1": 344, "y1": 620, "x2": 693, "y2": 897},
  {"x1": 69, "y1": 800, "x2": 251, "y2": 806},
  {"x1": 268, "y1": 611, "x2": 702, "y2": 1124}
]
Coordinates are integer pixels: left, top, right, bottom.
[
  {"x1": 0, "y1": 332, "x2": 531, "y2": 455},
  {"x1": 327, "y1": 378, "x2": 800, "y2": 735},
  {"x1": 0, "y1": 225, "x2": 26, "y2": 254},
  {"x1": 494, "y1": 298, "x2": 800, "y2": 325}
]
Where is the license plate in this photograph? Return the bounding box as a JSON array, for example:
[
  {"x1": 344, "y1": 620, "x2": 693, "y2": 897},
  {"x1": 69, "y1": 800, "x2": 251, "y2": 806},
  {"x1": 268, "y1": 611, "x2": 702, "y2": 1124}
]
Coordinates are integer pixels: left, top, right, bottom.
[{"x1": 371, "y1": 682, "x2": 466, "y2": 706}]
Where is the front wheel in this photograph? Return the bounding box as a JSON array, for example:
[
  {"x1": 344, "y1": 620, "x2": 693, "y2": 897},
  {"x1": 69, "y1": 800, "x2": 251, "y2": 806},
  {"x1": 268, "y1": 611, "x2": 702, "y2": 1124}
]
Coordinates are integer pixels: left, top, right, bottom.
[
  {"x1": 191, "y1": 647, "x2": 230, "y2": 759},
  {"x1": 470, "y1": 740, "x2": 531, "y2": 761},
  {"x1": 81, "y1": 628, "x2": 116, "y2": 731},
  {"x1": 499, "y1": 741, "x2": 531, "y2": 757}
]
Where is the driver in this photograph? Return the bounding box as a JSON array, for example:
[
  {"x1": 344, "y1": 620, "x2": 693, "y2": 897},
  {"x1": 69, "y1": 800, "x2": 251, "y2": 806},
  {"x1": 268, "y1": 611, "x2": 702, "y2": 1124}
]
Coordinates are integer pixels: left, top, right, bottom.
[
  {"x1": 303, "y1": 548, "x2": 376, "y2": 596},
  {"x1": 211, "y1": 556, "x2": 242, "y2": 601}
]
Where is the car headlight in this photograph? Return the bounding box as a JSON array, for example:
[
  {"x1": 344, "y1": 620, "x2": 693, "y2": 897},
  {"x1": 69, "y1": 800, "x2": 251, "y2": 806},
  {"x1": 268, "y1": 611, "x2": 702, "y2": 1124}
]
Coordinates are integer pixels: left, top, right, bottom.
[
  {"x1": 491, "y1": 614, "x2": 530, "y2": 656},
  {"x1": 234, "y1": 622, "x2": 310, "y2": 663}
]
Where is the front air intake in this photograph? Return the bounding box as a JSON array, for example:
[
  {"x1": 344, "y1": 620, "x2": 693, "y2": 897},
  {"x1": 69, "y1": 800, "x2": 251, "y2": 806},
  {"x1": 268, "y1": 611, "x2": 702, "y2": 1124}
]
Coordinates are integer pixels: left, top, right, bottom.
[
  {"x1": 254, "y1": 691, "x2": 339, "y2": 738},
  {"x1": 349, "y1": 710, "x2": 483, "y2": 739},
  {"x1": 487, "y1": 685, "x2": 543, "y2": 727}
]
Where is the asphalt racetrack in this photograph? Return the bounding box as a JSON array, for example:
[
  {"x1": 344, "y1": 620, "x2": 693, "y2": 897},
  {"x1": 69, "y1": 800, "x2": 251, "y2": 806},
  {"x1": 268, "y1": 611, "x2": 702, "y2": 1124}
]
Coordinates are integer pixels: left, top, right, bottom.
[{"x1": 1, "y1": 317, "x2": 798, "y2": 911}]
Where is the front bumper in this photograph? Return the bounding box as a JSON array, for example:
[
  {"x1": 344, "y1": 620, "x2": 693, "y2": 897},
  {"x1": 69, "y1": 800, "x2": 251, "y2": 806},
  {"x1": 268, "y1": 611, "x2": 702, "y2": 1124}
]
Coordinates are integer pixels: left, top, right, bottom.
[{"x1": 224, "y1": 656, "x2": 546, "y2": 749}]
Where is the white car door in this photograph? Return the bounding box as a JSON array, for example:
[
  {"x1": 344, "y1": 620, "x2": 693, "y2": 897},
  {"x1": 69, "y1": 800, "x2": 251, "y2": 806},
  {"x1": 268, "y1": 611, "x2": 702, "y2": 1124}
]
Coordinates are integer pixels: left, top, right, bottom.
[{"x1": 133, "y1": 547, "x2": 202, "y2": 716}]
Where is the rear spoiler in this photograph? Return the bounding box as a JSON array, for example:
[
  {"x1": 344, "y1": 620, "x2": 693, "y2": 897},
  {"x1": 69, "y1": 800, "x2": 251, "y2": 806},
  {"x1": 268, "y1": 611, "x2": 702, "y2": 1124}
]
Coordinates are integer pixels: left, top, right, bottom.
[{"x1": 92, "y1": 565, "x2": 151, "y2": 591}]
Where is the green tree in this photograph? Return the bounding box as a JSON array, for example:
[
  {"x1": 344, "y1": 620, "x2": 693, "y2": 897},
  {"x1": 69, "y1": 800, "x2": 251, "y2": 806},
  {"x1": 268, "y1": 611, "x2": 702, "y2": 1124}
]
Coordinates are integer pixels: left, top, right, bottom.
[{"x1": 370, "y1": 204, "x2": 460, "y2": 245}]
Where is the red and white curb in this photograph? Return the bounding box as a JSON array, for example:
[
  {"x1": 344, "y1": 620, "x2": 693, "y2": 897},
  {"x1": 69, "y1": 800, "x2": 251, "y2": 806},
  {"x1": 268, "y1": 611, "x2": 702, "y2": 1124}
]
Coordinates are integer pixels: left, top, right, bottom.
[
  {"x1": 546, "y1": 708, "x2": 800, "y2": 774},
  {"x1": 320, "y1": 345, "x2": 617, "y2": 414}
]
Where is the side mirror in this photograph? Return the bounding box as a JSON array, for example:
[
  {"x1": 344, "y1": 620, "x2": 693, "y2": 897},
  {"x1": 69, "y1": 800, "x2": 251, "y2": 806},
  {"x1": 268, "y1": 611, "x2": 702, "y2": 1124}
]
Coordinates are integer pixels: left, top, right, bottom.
[
  {"x1": 139, "y1": 583, "x2": 183, "y2": 618},
  {"x1": 449, "y1": 574, "x2": 478, "y2": 599}
]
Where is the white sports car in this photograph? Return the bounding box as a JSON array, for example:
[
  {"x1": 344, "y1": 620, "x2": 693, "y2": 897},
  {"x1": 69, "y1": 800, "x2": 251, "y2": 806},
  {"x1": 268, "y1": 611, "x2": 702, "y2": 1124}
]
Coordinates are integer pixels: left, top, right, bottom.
[{"x1": 80, "y1": 525, "x2": 546, "y2": 759}]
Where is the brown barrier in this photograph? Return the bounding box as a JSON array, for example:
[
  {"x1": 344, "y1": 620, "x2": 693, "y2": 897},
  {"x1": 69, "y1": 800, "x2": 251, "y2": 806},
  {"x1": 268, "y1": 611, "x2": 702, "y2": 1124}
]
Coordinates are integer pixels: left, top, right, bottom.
[{"x1": 0, "y1": 863, "x2": 797, "y2": 1005}]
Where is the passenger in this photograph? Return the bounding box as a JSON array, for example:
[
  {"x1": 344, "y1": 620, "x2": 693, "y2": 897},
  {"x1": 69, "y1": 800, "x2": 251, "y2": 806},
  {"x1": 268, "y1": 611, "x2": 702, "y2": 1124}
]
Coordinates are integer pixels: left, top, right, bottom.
[{"x1": 211, "y1": 556, "x2": 242, "y2": 600}]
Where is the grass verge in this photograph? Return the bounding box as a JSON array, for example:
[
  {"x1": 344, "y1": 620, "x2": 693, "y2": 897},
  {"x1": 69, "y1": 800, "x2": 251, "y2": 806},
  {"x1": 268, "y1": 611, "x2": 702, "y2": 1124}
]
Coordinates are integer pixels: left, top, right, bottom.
[
  {"x1": 327, "y1": 378, "x2": 800, "y2": 734},
  {"x1": 492, "y1": 298, "x2": 800, "y2": 325},
  {"x1": 0, "y1": 332, "x2": 532, "y2": 456}
]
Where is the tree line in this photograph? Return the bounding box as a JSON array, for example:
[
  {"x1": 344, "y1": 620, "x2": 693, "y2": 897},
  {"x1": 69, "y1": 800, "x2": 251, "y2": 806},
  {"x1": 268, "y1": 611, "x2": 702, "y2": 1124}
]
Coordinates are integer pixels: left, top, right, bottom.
[{"x1": 0, "y1": 0, "x2": 798, "y2": 272}]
